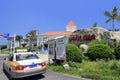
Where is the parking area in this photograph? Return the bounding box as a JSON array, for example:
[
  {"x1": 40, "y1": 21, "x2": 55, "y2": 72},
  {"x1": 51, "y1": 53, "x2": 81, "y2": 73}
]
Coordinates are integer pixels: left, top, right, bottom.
[{"x1": 37, "y1": 52, "x2": 49, "y2": 63}]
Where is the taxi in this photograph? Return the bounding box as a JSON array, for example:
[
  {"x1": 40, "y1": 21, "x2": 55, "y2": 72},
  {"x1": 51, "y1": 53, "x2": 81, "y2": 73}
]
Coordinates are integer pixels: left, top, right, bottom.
[{"x1": 3, "y1": 52, "x2": 46, "y2": 79}]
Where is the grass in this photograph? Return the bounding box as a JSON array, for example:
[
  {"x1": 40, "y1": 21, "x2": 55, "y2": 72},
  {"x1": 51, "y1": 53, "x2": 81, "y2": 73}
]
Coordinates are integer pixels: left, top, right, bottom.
[
  {"x1": 1, "y1": 50, "x2": 10, "y2": 54},
  {"x1": 47, "y1": 60, "x2": 120, "y2": 80}
]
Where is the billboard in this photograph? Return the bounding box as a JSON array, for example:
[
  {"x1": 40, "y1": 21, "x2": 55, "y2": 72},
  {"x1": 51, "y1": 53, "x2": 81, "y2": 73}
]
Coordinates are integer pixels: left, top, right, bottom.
[
  {"x1": 55, "y1": 37, "x2": 66, "y2": 60},
  {"x1": 48, "y1": 36, "x2": 66, "y2": 63},
  {"x1": 48, "y1": 40, "x2": 55, "y2": 60}
]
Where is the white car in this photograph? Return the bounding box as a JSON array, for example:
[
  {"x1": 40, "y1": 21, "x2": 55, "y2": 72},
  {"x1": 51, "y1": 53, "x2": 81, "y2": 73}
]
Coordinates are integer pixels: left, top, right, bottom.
[{"x1": 3, "y1": 52, "x2": 46, "y2": 80}]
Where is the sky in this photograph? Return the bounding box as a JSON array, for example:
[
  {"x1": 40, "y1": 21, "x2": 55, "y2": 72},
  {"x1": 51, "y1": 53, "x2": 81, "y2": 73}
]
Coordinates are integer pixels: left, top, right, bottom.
[{"x1": 0, "y1": 0, "x2": 120, "y2": 44}]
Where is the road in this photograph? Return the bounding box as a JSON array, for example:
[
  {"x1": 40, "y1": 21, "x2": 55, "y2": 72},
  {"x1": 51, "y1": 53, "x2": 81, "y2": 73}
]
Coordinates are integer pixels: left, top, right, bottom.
[{"x1": 0, "y1": 54, "x2": 90, "y2": 80}]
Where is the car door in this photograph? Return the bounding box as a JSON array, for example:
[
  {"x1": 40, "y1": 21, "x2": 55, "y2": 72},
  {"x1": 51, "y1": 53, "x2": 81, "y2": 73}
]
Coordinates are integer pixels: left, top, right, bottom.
[
  {"x1": 3, "y1": 56, "x2": 10, "y2": 73},
  {"x1": 5, "y1": 56, "x2": 14, "y2": 73}
]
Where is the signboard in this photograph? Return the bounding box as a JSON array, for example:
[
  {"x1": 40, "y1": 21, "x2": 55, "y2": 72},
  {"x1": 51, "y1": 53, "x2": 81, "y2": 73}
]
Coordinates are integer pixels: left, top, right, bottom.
[
  {"x1": 0, "y1": 33, "x2": 9, "y2": 38},
  {"x1": 4, "y1": 33, "x2": 9, "y2": 38},
  {"x1": 48, "y1": 40, "x2": 55, "y2": 60},
  {"x1": 48, "y1": 36, "x2": 66, "y2": 63},
  {"x1": 69, "y1": 34, "x2": 95, "y2": 43},
  {"x1": 55, "y1": 37, "x2": 66, "y2": 60}
]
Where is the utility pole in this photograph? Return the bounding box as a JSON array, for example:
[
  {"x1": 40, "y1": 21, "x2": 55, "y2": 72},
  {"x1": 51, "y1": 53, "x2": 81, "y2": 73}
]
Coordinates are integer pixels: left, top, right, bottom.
[
  {"x1": 0, "y1": 34, "x2": 3, "y2": 54},
  {"x1": 0, "y1": 45, "x2": 1, "y2": 54},
  {"x1": 13, "y1": 34, "x2": 16, "y2": 53},
  {"x1": 10, "y1": 40, "x2": 13, "y2": 54}
]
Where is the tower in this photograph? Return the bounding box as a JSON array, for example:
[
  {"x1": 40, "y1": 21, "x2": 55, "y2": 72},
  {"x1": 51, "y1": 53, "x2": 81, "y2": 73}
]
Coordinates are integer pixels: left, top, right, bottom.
[{"x1": 66, "y1": 20, "x2": 77, "y2": 32}]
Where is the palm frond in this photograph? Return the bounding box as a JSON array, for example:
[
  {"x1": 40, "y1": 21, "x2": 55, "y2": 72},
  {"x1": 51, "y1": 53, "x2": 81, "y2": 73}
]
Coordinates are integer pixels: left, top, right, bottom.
[
  {"x1": 115, "y1": 16, "x2": 120, "y2": 20},
  {"x1": 112, "y1": 6, "x2": 118, "y2": 13},
  {"x1": 105, "y1": 18, "x2": 112, "y2": 23},
  {"x1": 104, "y1": 11, "x2": 112, "y2": 17}
]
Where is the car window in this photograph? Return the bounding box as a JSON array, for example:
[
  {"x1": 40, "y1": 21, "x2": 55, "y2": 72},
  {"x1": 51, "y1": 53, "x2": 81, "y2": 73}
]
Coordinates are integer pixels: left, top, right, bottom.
[{"x1": 16, "y1": 54, "x2": 39, "y2": 61}]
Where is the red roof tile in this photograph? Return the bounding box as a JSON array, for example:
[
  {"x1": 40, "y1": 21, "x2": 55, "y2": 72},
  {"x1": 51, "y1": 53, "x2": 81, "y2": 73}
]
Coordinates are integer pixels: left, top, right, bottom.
[
  {"x1": 41, "y1": 31, "x2": 72, "y2": 36},
  {"x1": 67, "y1": 21, "x2": 76, "y2": 27}
]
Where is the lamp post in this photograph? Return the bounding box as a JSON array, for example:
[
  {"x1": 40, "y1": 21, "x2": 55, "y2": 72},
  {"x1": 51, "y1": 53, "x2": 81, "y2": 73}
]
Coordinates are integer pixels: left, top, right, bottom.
[
  {"x1": 13, "y1": 34, "x2": 16, "y2": 53},
  {"x1": 0, "y1": 34, "x2": 4, "y2": 54},
  {"x1": 10, "y1": 34, "x2": 16, "y2": 54},
  {"x1": 10, "y1": 40, "x2": 13, "y2": 54},
  {"x1": 0, "y1": 45, "x2": 1, "y2": 54}
]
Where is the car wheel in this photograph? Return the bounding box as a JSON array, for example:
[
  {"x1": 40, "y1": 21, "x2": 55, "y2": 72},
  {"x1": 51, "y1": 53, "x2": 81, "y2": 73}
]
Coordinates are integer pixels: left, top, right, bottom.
[
  {"x1": 9, "y1": 73, "x2": 16, "y2": 80},
  {"x1": 9, "y1": 75, "x2": 13, "y2": 80},
  {"x1": 9, "y1": 69, "x2": 15, "y2": 80}
]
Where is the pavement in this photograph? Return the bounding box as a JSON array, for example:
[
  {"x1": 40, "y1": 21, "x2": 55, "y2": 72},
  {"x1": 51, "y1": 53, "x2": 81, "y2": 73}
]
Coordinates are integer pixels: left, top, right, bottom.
[
  {"x1": 37, "y1": 52, "x2": 49, "y2": 63},
  {"x1": 0, "y1": 54, "x2": 9, "y2": 57}
]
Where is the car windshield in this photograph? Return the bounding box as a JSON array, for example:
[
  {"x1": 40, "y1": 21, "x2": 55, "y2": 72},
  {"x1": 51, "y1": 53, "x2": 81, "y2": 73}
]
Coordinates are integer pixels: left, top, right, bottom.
[{"x1": 16, "y1": 54, "x2": 39, "y2": 61}]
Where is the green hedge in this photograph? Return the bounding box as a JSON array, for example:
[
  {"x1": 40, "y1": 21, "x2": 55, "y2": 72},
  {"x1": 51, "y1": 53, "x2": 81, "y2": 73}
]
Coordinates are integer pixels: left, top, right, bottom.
[
  {"x1": 74, "y1": 42, "x2": 83, "y2": 48},
  {"x1": 88, "y1": 40, "x2": 105, "y2": 47},
  {"x1": 0, "y1": 45, "x2": 7, "y2": 50},
  {"x1": 87, "y1": 44, "x2": 114, "y2": 61},
  {"x1": 114, "y1": 42, "x2": 120, "y2": 59},
  {"x1": 66, "y1": 44, "x2": 84, "y2": 62}
]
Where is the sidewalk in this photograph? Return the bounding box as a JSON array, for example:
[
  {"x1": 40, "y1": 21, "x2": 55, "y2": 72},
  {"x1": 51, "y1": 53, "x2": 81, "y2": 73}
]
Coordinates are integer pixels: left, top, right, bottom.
[
  {"x1": 37, "y1": 52, "x2": 49, "y2": 63},
  {"x1": 0, "y1": 54, "x2": 9, "y2": 57}
]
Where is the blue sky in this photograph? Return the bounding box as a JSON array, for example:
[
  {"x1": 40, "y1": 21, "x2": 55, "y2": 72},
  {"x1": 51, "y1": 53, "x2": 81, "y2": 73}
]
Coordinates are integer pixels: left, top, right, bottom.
[{"x1": 0, "y1": 0, "x2": 120, "y2": 44}]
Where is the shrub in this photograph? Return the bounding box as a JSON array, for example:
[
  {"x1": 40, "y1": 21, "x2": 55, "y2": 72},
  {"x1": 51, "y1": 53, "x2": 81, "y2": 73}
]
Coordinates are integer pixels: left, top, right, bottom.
[
  {"x1": 110, "y1": 60, "x2": 120, "y2": 71},
  {"x1": 81, "y1": 73, "x2": 101, "y2": 80},
  {"x1": 0, "y1": 45, "x2": 7, "y2": 50},
  {"x1": 87, "y1": 44, "x2": 114, "y2": 61},
  {"x1": 114, "y1": 42, "x2": 120, "y2": 59},
  {"x1": 66, "y1": 44, "x2": 84, "y2": 62},
  {"x1": 21, "y1": 43, "x2": 27, "y2": 48},
  {"x1": 88, "y1": 40, "x2": 105, "y2": 47},
  {"x1": 74, "y1": 42, "x2": 83, "y2": 48},
  {"x1": 67, "y1": 61, "x2": 81, "y2": 68}
]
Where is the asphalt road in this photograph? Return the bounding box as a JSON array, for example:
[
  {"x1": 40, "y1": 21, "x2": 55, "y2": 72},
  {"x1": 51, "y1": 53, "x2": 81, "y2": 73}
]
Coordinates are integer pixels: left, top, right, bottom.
[{"x1": 0, "y1": 55, "x2": 90, "y2": 80}]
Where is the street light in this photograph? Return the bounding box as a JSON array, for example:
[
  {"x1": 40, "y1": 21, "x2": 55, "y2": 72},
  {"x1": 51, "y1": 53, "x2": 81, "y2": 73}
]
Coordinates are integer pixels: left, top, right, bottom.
[{"x1": 13, "y1": 34, "x2": 16, "y2": 53}]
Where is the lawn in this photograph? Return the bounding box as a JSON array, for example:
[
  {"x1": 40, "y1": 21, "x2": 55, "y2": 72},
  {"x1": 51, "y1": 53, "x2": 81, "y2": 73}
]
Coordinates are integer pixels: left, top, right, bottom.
[
  {"x1": 47, "y1": 60, "x2": 120, "y2": 80},
  {"x1": 1, "y1": 50, "x2": 10, "y2": 54}
]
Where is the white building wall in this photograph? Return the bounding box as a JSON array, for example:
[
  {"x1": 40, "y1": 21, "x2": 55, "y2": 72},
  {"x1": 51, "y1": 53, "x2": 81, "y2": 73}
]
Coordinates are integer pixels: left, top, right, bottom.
[
  {"x1": 66, "y1": 26, "x2": 76, "y2": 32},
  {"x1": 37, "y1": 34, "x2": 70, "y2": 46}
]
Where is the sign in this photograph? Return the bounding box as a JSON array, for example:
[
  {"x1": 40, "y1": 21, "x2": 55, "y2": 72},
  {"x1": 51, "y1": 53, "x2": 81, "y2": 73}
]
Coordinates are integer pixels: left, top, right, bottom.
[
  {"x1": 4, "y1": 33, "x2": 9, "y2": 38},
  {"x1": 48, "y1": 36, "x2": 67, "y2": 63},
  {"x1": 48, "y1": 40, "x2": 55, "y2": 60},
  {"x1": 69, "y1": 34, "x2": 95, "y2": 42},
  {"x1": 55, "y1": 37, "x2": 66, "y2": 60}
]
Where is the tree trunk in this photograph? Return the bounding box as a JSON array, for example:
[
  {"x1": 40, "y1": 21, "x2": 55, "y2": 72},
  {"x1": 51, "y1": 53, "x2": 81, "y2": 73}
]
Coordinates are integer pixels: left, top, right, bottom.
[{"x1": 112, "y1": 18, "x2": 114, "y2": 31}]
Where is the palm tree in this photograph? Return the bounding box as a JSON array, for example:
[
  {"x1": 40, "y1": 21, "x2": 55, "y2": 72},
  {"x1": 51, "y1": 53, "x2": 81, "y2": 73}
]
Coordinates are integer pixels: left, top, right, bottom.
[
  {"x1": 16, "y1": 35, "x2": 23, "y2": 48},
  {"x1": 7, "y1": 37, "x2": 13, "y2": 41},
  {"x1": 104, "y1": 6, "x2": 120, "y2": 31},
  {"x1": 27, "y1": 30, "x2": 38, "y2": 47},
  {"x1": 92, "y1": 22, "x2": 97, "y2": 28},
  {"x1": 24, "y1": 38, "x2": 29, "y2": 42},
  {"x1": 28, "y1": 30, "x2": 38, "y2": 37}
]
